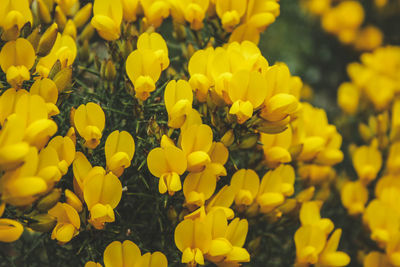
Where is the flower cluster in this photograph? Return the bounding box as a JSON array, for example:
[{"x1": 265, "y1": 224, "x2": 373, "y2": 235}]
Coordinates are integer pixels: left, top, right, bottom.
[
  {"x1": 301, "y1": 0, "x2": 383, "y2": 51},
  {"x1": 2, "y1": 0, "x2": 397, "y2": 266},
  {"x1": 337, "y1": 44, "x2": 400, "y2": 266}
]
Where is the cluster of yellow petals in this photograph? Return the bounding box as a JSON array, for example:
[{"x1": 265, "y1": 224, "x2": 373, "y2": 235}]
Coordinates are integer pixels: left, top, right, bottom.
[
  {"x1": 295, "y1": 201, "x2": 350, "y2": 267},
  {"x1": 175, "y1": 209, "x2": 250, "y2": 266},
  {"x1": 302, "y1": 0, "x2": 383, "y2": 51},
  {"x1": 188, "y1": 41, "x2": 301, "y2": 127},
  {"x1": 338, "y1": 46, "x2": 400, "y2": 113},
  {"x1": 85, "y1": 239, "x2": 168, "y2": 267}
]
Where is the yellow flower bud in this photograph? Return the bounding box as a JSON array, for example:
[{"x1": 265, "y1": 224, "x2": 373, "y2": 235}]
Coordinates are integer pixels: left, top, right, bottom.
[
  {"x1": 37, "y1": 23, "x2": 59, "y2": 57},
  {"x1": 36, "y1": 189, "x2": 62, "y2": 212},
  {"x1": 73, "y1": 3, "x2": 93, "y2": 29},
  {"x1": 63, "y1": 20, "x2": 77, "y2": 40},
  {"x1": 37, "y1": 0, "x2": 52, "y2": 24},
  {"x1": 29, "y1": 213, "x2": 57, "y2": 232},
  {"x1": 0, "y1": 218, "x2": 24, "y2": 242}
]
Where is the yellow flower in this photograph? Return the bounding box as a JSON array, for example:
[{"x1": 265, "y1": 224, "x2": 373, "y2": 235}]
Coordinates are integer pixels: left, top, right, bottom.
[
  {"x1": 0, "y1": 0, "x2": 33, "y2": 40},
  {"x1": 0, "y1": 218, "x2": 24, "y2": 243},
  {"x1": 257, "y1": 164, "x2": 295, "y2": 213},
  {"x1": 84, "y1": 262, "x2": 102, "y2": 267},
  {"x1": 340, "y1": 181, "x2": 368, "y2": 215},
  {"x1": 387, "y1": 142, "x2": 400, "y2": 174},
  {"x1": 260, "y1": 126, "x2": 292, "y2": 168},
  {"x1": 295, "y1": 225, "x2": 327, "y2": 265},
  {"x1": 206, "y1": 185, "x2": 235, "y2": 219},
  {"x1": 164, "y1": 80, "x2": 193, "y2": 128},
  {"x1": 126, "y1": 49, "x2": 161, "y2": 101},
  {"x1": 176, "y1": 0, "x2": 209, "y2": 30},
  {"x1": 47, "y1": 136, "x2": 76, "y2": 175},
  {"x1": 228, "y1": 70, "x2": 268, "y2": 124},
  {"x1": 316, "y1": 229, "x2": 350, "y2": 267},
  {"x1": 353, "y1": 26, "x2": 383, "y2": 52},
  {"x1": 183, "y1": 168, "x2": 217, "y2": 209},
  {"x1": 0, "y1": 38, "x2": 35, "y2": 88},
  {"x1": 74, "y1": 102, "x2": 106, "y2": 149},
  {"x1": 140, "y1": 0, "x2": 170, "y2": 28},
  {"x1": 104, "y1": 240, "x2": 141, "y2": 267},
  {"x1": 121, "y1": 0, "x2": 139, "y2": 22},
  {"x1": 48, "y1": 202, "x2": 80, "y2": 244},
  {"x1": 321, "y1": 1, "x2": 364, "y2": 44},
  {"x1": 14, "y1": 94, "x2": 58, "y2": 150},
  {"x1": 188, "y1": 47, "x2": 214, "y2": 102},
  {"x1": 0, "y1": 88, "x2": 28, "y2": 126},
  {"x1": 300, "y1": 201, "x2": 334, "y2": 235},
  {"x1": 83, "y1": 172, "x2": 122, "y2": 229},
  {"x1": 136, "y1": 252, "x2": 168, "y2": 267},
  {"x1": 363, "y1": 199, "x2": 400, "y2": 245},
  {"x1": 337, "y1": 82, "x2": 359, "y2": 115},
  {"x1": 245, "y1": 0, "x2": 280, "y2": 32},
  {"x1": 303, "y1": 0, "x2": 331, "y2": 16},
  {"x1": 147, "y1": 144, "x2": 187, "y2": 195},
  {"x1": 65, "y1": 189, "x2": 83, "y2": 213},
  {"x1": 30, "y1": 78, "x2": 60, "y2": 116},
  {"x1": 352, "y1": 145, "x2": 382, "y2": 185},
  {"x1": 181, "y1": 124, "x2": 213, "y2": 172},
  {"x1": 215, "y1": 0, "x2": 247, "y2": 32},
  {"x1": 91, "y1": 0, "x2": 123, "y2": 41},
  {"x1": 203, "y1": 209, "x2": 251, "y2": 265},
  {"x1": 174, "y1": 218, "x2": 212, "y2": 265},
  {"x1": 229, "y1": 23, "x2": 261, "y2": 44},
  {"x1": 36, "y1": 33, "x2": 77, "y2": 78},
  {"x1": 105, "y1": 130, "x2": 135, "y2": 177},
  {"x1": 0, "y1": 114, "x2": 30, "y2": 171},
  {"x1": 0, "y1": 147, "x2": 49, "y2": 206},
  {"x1": 207, "y1": 142, "x2": 229, "y2": 177},
  {"x1": 137, "y1": 32, "x2": 170, "y2": 71},
  {"x1": 72, "y1": 152, "x2": 106, "y2": 200},
  {"x1": 363, "y1": 251, "x2": 393, "y2": 267},
  {"x1": 36, "y1": 145, "x2": 63, "y2": 190},
  {"x1": 230, "y1": 169, "x2": 260, "y2": 207}
]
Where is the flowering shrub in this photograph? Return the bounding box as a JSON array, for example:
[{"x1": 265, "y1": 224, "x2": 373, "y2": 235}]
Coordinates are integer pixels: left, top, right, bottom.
[{"x1": 0, "y1": 0, "x2": 399, "y2": 266}]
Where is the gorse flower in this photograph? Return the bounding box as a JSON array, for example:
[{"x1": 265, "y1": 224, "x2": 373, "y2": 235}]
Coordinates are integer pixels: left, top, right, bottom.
[
  {"x1": 0, "y1": 0, "x2": 33, "y2": 41},
  {"x1": 48, "y1": 202, "x2": 80, "y2": 243},
  {"x1": 147, "y1": 139, "x2": 187, "y2": 195},
  {"x1": 105, "y1": 130, "x2": 135, "y2": 177},
  {"x1": 0, "y1": 38, "x2": 35, "y2": 88},
  {"x1": 91, "y1": 0, "x2": 123, "y2": 41},
  {"x1": 102, "y1": 240, "x2": 168, "y2": 267},
  {"x1": 73, "y1": 102, "x2": 106, "y2": 149}
]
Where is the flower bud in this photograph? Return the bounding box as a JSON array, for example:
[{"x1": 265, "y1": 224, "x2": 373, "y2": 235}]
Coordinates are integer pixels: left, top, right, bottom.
[
  {"x1": 37, "y1": 23, "x2": 58, "y2": 56},
  {"x1": 29, "y1": 214, "x2": 57, "y2": 232},
  {"x1": 37, "y1": 0, "x2": 52, "y2": 24},
  {"x1": 238, "y1": 134, "x2": 258, "y2": 149},
  {"x1": 78, "y1": 24, "x2": 95, "y2": 43},
  {"x1": 53, "y1": 67, "x2": 72, "y2": 92},
  {"x1": 63, "y1": 20, "x2": 77, "y2": 40},
  {"x1": 73, "y1": 3, "x2": 93, "y2": 29},
  {"x1": 221, "y1": 130, "x2": 234, "y2": 147},
  {"x1": 27, "y1": 27, "x2": 41, "y2": 51},
  {"x1": 104, "y1": 60, "x2": 116, "y2": 81},
  {"x1": 55, "y1": 6, "x2": 67, "y2": 31},
  {"x1": 36, "y1": 189, "x2": 62, "y2": 212}
]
